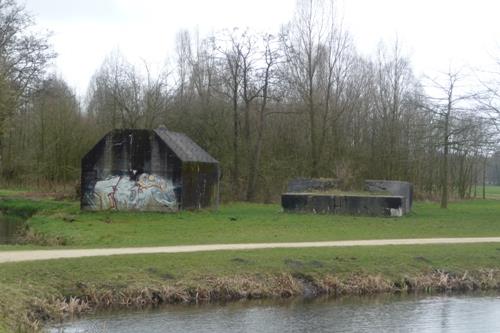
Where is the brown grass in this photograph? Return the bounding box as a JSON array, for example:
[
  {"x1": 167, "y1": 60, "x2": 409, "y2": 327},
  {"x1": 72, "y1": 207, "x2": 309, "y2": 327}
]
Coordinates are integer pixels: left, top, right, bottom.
[
  {"x1": 18, "y1": 229, "x2": 67, "y2": 246},
  {"x1": 18, "y1": 269, "x2": 500, "y2": 331}
]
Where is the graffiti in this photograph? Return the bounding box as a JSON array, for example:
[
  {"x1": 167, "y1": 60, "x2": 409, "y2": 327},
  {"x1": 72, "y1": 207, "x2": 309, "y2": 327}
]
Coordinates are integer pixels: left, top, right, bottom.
[{"x1": 85, "y1": 173, "x2": 178, "y2": 211}]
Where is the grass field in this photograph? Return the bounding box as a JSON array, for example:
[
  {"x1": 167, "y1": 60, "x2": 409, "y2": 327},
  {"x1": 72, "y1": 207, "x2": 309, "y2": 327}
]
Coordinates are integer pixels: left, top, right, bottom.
[
  {"x1": 1, "y1": 195, "x2": 500, "y2": 249},
  {"x1": 1, "y1": 243, "x2": 500, "y2": 331},
  {"x1": 484, "y1": 185, "x2": 500, "y2": 199},
  {"x1": 1, "y1": 188, "x2": 500, "y2": 331}
]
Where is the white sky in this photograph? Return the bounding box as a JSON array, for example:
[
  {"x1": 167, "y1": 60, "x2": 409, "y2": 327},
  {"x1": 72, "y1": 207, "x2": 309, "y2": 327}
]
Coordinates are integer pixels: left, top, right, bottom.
[{"x1": 22, "y1": 0, "x2": 500, "y2": 97}]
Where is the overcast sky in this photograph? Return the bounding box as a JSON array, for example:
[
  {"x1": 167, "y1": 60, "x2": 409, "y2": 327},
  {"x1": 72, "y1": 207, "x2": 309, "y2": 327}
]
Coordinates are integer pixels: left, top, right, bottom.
[{"x1": 23, "y1": 0, "x2": 500, "y2": 96}]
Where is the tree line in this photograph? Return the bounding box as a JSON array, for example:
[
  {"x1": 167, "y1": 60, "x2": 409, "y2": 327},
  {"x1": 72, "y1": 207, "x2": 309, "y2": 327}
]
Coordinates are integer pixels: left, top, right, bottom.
[{"x1": 0, "y1": 0, "x2": 499, "y2": 206}]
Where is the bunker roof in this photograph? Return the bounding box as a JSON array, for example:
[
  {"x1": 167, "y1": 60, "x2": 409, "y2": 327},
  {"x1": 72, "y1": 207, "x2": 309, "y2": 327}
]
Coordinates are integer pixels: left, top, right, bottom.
[{"x1": 154, "y1": 127, "x2": 218, "y2": 164}]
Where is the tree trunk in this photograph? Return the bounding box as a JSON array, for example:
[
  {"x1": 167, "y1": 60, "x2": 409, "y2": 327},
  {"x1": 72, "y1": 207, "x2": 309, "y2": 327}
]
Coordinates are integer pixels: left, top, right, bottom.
[
  {"x1": 232, "y1": 86, "x2": 240, "y2": 199},
  {"x1": 246, "y1": 113, "x2": 264, "y2": 201},
  {"x1": 483, "y1": 156, "x2": 487, "y2": 200},
  {"x1": 440, "y1": 107, "x2": 450, "y2": 209}
]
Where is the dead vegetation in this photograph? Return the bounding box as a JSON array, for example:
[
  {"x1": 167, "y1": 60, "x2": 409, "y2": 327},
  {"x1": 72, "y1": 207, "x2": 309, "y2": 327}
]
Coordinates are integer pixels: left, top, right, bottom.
[
  {"x1": 18, "y1": 228, "x2": 67, "y2": 246},
  {"x1": 18, "y1": 269, "x2": 500, "y2": 331}
]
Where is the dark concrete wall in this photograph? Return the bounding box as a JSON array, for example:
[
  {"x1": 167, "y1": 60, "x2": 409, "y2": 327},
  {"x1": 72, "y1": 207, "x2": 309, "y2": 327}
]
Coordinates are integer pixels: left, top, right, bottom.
[
  {"x1": 81, "y1": 130, "x2": 182, "y2": 211},
  {"x1": 282, "y1": 193, "x2": 405, "y2": 217},
  {"x1": 364, "y1": 180, "x2": 413, "y2": 213},
  {"x1": 284, "y1": 178, "x2": 413, "y2": 216},
  {"x1": 181, "y1": 162, "x2": 219, "y2": 210}
]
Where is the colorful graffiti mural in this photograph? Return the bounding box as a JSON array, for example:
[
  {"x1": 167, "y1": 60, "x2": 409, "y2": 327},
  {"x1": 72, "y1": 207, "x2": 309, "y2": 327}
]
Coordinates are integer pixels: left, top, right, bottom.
[{"x1": 85, "y1": 173, "x2": 178, "y2": 211}]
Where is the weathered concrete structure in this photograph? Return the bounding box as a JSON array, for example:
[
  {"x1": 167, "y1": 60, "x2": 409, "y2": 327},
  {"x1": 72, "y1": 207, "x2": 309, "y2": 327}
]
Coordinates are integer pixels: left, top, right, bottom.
[
  {"x1": 364, "y1": 180, "x2": 413, "y2": 214},
  {"x1": 81, "y1": 127, "x2": 219, "y2": 212},
  {"x1": 282, "y1": 178, "x2": 413, "y2": 217}
]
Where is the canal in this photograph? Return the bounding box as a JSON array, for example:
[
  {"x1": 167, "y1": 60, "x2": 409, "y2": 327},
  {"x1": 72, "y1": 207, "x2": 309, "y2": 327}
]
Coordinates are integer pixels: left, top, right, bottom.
[
  {"x1": 50, "y1": 292, "x2": 500, "y2": 332},
  {"x1": 0, "y1": 213, "x2": 24, "y2": 244}
]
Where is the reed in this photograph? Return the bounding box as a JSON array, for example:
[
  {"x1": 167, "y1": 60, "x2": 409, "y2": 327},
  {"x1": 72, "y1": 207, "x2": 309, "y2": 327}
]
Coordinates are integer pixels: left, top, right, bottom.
[{"x1": 18, "y1": 269, "x2": 500, "y2": 331}]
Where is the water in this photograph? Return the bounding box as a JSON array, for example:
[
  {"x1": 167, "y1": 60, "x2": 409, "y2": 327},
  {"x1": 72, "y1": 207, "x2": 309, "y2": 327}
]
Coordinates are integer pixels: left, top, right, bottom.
[
  {"x1": 0, "y1": 213, "x2": 24, "y2": 244},
  {"x1": 51, "y1": 293, "x2": 500, "y2": 333}
]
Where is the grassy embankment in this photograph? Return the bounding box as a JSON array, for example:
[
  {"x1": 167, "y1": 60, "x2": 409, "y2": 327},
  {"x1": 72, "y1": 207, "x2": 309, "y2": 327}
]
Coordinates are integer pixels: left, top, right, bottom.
[
  {"x1": 0, "y1": 188, "x2": 500, "y2": 331},
  {"x1": 1, "y1": 195, "x2": 500, "y2": 249}
]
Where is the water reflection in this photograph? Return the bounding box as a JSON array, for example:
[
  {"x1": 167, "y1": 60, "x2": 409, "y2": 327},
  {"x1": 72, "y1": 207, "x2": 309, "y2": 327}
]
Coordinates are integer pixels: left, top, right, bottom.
[
  {"x1": 0, "y1": 213, "x2": 24, "y2": 244},
  {"x1": 51, "y1": 293, "x2": 500, "y2": 333}
]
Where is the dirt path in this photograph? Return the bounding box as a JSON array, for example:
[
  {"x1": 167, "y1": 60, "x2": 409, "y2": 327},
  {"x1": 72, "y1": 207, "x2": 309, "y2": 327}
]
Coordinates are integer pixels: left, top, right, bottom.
[{"x1": 1, "y1": 237, "x2": 500, "y2": 263}]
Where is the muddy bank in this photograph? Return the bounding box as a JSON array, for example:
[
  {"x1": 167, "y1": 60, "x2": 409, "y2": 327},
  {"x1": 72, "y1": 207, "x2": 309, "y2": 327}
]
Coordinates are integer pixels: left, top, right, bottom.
[
  {"x1": 22, "y1": 269, "x2": 500, "y2": 332},
  {"x1": 0, "y1": 200, "x2": 69, "y2": 246}
]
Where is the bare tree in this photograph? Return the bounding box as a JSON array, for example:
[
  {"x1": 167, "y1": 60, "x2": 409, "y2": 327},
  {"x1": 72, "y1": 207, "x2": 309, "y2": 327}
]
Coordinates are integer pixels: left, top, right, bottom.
[
  {"x1": 215, "y1": 29, "x2": 246, "y2": 197},
  {"x1": 0, "y1": 0, "x2": 54, "y2": 173},
  {"x1": 425, "y1": 70, "x2": 477, "y2": 208},
  {"x1": 87, "y1": 51, "x2": 170, "y2": 131},
  {"x1": 2, "y1": 75, "x2": 91, "y2": 187},
  {"x1": 246, "y1": 34, "x2": 280, "y2": 201},
  {"x1": 364, "y1": 40, "x2": 423, "y2": 179},
  {"x1": 142, "y1": 61, "x2": 171, "y2": 129},
  {"x1": 281, "y1": 0, "x2": 352, "y2": 177}
]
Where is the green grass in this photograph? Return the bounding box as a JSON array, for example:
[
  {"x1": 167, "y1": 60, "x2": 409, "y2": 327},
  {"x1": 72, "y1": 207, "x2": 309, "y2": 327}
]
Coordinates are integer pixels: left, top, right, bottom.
[
  {"x1": 1, "y1": 243, "x2": 500, "y2": 331},
  {"x1": 484, "y1": 185, "x2": 500, "y2": 199},
  {"x1": 1, "y1": 197, "x2": 499, "y2": 249},
  {"x1": 1, "y1": 243, "x2": 497, "y2": 284},
  {"x1": 1, "y1": 190, "x2": 500, "y2": 331}
]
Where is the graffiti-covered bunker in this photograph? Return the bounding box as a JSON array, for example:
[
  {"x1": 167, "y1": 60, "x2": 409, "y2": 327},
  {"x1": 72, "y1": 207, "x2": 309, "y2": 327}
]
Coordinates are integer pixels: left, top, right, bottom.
[{"x1": 81, "y1": 127, "x2": 219, "y2": 211}]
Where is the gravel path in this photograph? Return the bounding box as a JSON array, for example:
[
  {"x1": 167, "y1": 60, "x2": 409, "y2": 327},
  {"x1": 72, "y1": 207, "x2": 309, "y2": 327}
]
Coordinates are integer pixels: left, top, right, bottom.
[{"x1": 1, "y1": 237, "x2": 500, "y2": 263}]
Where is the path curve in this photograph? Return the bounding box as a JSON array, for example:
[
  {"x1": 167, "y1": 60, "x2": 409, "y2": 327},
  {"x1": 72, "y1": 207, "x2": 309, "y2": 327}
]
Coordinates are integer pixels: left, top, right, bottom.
[{"x1": 2, "y1": 237, "x2": 500, "y2": 263}]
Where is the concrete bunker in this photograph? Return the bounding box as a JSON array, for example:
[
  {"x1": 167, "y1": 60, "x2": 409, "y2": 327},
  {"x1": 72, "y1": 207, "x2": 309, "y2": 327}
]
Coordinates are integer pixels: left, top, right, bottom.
[
  {"x1": 282, "y1": 178, "x2": 413, "y2": 217},
  {"x1": 81, "y1": 127, "x2": 219, "y2": 212}
]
